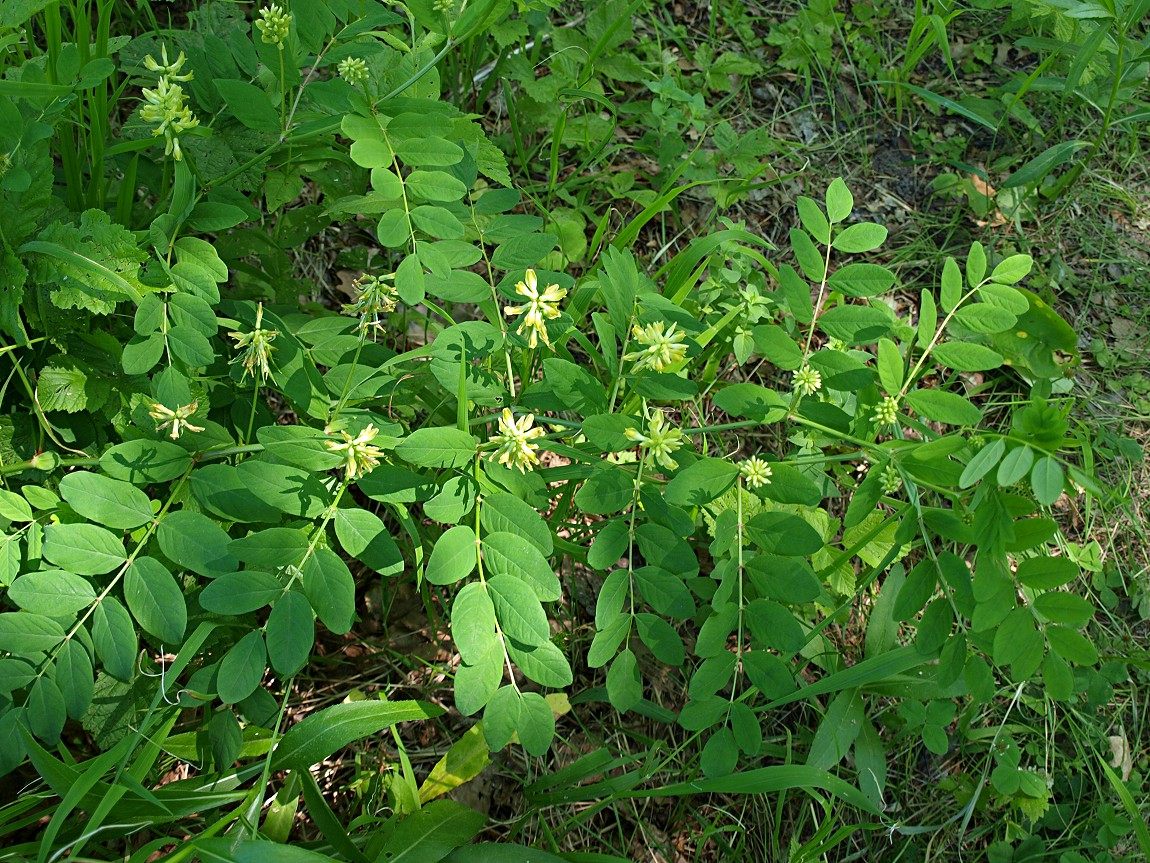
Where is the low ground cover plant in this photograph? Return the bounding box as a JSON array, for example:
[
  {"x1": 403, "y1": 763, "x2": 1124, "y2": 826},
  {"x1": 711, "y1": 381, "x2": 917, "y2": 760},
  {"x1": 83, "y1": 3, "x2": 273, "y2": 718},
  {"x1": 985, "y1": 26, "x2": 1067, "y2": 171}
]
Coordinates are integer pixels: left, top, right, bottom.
[{"x1": 0, "y1": 1, "x2": 1146, "y2": 861}]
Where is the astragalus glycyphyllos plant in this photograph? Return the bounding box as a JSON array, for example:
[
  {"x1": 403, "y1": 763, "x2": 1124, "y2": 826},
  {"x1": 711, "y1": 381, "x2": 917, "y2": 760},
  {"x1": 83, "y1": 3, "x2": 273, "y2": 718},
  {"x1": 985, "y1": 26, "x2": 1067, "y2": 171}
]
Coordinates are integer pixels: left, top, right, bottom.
[{"x1": 0, "y1": 0, "x2": 1125, "y2": 859}]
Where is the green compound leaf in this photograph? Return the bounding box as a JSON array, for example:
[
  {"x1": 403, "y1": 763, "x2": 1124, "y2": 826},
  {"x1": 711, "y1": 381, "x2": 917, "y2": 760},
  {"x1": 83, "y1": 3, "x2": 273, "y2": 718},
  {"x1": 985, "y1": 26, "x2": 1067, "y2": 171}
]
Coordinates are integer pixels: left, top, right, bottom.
[
  {"x1": 124, "y1": 556, "x2": 186, "y2": 644},
  {"x1": 43, "y1": 523, "x2": 126, "y2": 575},
  {"x1": 425, "y1": 525, "x2": 478, "y2": 586}
]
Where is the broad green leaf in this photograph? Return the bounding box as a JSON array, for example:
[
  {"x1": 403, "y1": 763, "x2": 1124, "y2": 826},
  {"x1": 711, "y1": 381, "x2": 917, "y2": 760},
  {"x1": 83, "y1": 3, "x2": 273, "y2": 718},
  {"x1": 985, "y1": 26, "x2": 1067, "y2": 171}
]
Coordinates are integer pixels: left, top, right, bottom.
[
  {"x1": 796, "y1": 196, "x2": 830, "y2": 244},
  {"x1": 634, "y1": 566, "x2": 695, "y2": 618},
  {"x1": 0, "y1": 489, "x2": 33, "y2": 522},
  {"x1": 959, "y1": 437, "x2": 1006, "y2": 488},
  {"x1": 455, "y1": 641, "x2": 503, "y2": 716},
  {"x1": 744, "y1": 555, "x2": 821, "y2": 604},
  {"x1": 635, "y1": 613, "x2": 685, "y2": 665},
  {"x1": 587, "y1": 521, "x2": 629, "y2": 572},
  {"x1": 54, "y1": 639, "x2": 94, "y2": 720},
  {"x1": 817, "y1": 305, "x2": 892, "y2": 343},
  {"x1": 606, "y1": 648, "x2": 642, "y2": 714},
  {"x1": 933, "y1": 341, "x2": 1004, "y2": 372},
  {"x1": 0, "y1": 612, "x2": 66, "y2": 653},
  {"x1": 918, "y1": 289, "x2": 937, "y2": 349},
  {"x1": 333, "y1": 507, "x2": 404, "y2": 577},
  {"x1": 191, "y1": 464, "x2": 282, "y2": 524},
  {"x1": 236, "y1": 460, "x2": 332, "y2": 519},
  {"x1": 425, "y1": 525, "x2": 478, "y2": 586},
  {"x1": 953, "y1": 303, "x2": 1016, "y2": 334},
  {"x1": 940, "y1": 257, "x2": 961, "y2": 312},
  {"x1": 214, "y1": 80, "x2": 280, "y2": 131},
  {"x1": 893, "y1": 560, "x2": 937, "y2": 620},
  {"x1": 574, "y1": 463, "x2": 634, "y2": 515},
  {"x1": 266, "y1": 591, "x2": 314, "y2": 675},
  {"x1": 395, "y1": 137, "x2": 464, "y2": 167},
  {"x1": 744, "y1": 512, "x2": 823, "y2": 556},
  {"x1": 1033, "y1": 592, "x2": 1094, "y2": 626},
  {"x1": 966, "y1": 242, "x2": 987, "y2": 286},
  {"x1": 483, "y1": 686, "x2": 521, "y2": 751},
  {"x1": 91, "y1": 597, "x2": 137, "y2": 681},
  {"x1": 482, "y1": 533, "x2": 560, "y2": 601},
  {"x1": 124, "y1": 557, "x2": 186, "y2": 644},
  {"x1": 990, "y1": 254, "x2": 1033, "y2": 285},
  {"x1": 271, "y1": 700, "x2": 443, "y2": 771},
  {"x1": 162, "y1": 510, "x2": 241, "y2": 576},
  {"x1": 406, "y1": 170, "x2": 467, "y2": 202},
  {"x1": 200, "y1": 571, "x2": 284, "y2": 615},
  {"x1": 217, "y1": 630, "x2": 267, "y2": 704},
  {"x1": 28, "y1": 676, "x2": 66, "y2": 744},
  {"x1": 905, "y1": 389, "x2": 982, "y2": 426},
  {"x1": 303, "y1": 548, "x2": 355, "y2": 634},
  {"x1": 876, "y1": 338, "x2": 903, "y2": 394},
  {"x1": 746, "y1": 599, "x2": 804, "y2": 654},
  {"x1": 480, "y1": 492, "x2": 553, "y2": 556},
  {"x1": 1045, "y1": 625, "x2": 1098, "y2": 665},
  {"x1": 195, "y1": 838, "x2": 337, "y2": 863},
  {"x1": 789, "y1": 228, "x2": 825, "y2": 282},
  {"x1": 43, "y1": 524, "x2": 125, "y2": 575},
  {"x1": 8, "y1": 570, "x2": 95, "y2": 616},
  {"x1": 256, "y1": 426, "x2": 345, "y2": 471},
  {"x1": 396, "y1": 427, "x2": 477, "y2": 469},
  {"x1": 516, "y1": 692, "x2": 555, "y2": 756},
  {"x1": 1015, "y1": 555, "x2": 1078, "y2": 589},
  {"x1": 228, "y1": 527, "x2": 308, "y2": 569},
  {"x1": 751, "y1": 324, "x2": 803, "y2": 370},
  {"x1": 992, "y1": 607, "x2": 1038, "y2": 667},
  {"x1": 60, "y1": 472, "x2": 155, "y2": 530},
  {"x1": 665, "y1": 458, "x2": 738, "y2": 507},
  {"x1": 410, "y1": 205, "x2": 465, "y2": 239},
  {"x1": 451, "y1": 583, "x2": 497, "y2": 662},
  {"x1": 487, "y1": 575, "x2": 550, "y2": 647},
  {"x1": 827, "y1": 263, "x2": 896, "y2": 298},
  {"x1": 997, "y1": 446, "x2": 1035, "y2": 486},
  {"x1": 831, "y1": 222, "x2": 887, "y2": 253},
  {"x1": 100, "y1": 439, "x2": 191, "y2": 484},
  {"x1": 1030, "y1": 456, "x2": 1064, "y2": 505},
  {"x1": 505, "y1": 638, "x2": 572, "y2": 688},
  {"x1": 825, "y1": 178, "x2": 853, "y2": 223}
]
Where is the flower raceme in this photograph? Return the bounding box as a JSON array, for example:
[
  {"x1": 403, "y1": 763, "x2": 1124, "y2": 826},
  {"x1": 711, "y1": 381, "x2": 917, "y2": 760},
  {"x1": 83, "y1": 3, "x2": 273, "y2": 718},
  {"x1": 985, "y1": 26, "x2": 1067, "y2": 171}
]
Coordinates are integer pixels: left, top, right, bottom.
[
  {"x1": 622, "y1": 321, "x2": 689, "y2": 373},
  {"x1": 489, "y1": 409, "x2": 546, "y2": 473},
  {"x1": 326, "y1": 424, "x2": 385, "y2": 480},
  {"x1": 139, "y1": 46, "x2": 199, "y2": 161},
  {"x1": 148, "y1": 401, "x2": 204, "y2": 440},
  {"x1": 504, "y1": 269, "x2": 565, "y2": 348},
  {"x1": 738, "y1": 456, "x2": 773, "y2": 488},
  {"x1": 625, "y1": 410, "x2": 684, "y2": 472},
  {"x1": 228, "y1": 303, "x2": 278, "y2": 383},
  {"x1": 256, "y1": 4, "x2": 292, "y2": 45}
]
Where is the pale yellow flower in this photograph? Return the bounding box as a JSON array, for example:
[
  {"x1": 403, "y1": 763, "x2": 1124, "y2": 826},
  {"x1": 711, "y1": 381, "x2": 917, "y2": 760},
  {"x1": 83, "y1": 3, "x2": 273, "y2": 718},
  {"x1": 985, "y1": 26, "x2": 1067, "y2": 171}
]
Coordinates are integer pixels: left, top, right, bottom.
[
  {"x1": 228, "y1": 302, "x2": 278, "y2": 383},
  {"x1": 326, "y1": 424, "x2": 385, "y2": 480},
  {"x1": 739, "y1": 456, "x2": 773, "y2": 488},
  {"x1": 624, "y1": 410, "x2": 684, "y2": 472},
  {"x1": 489, "y1": 409, "x2": 546, "y2": 473},
  {"x1": 148, "y1": 401, "x2": 204, "y2": 440},
  {"x1": 622, "y1": 321, "x2": 689, "y2": 373},
  {"x1": 792, "y1": 365, "x2": 822, "y2": 397},
  {"x1": 872, "y1": 395, "x2": 900, "y2": 426},
  {"x1": 504, "y1": 269, "x2": 565, "y2": 349}
]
